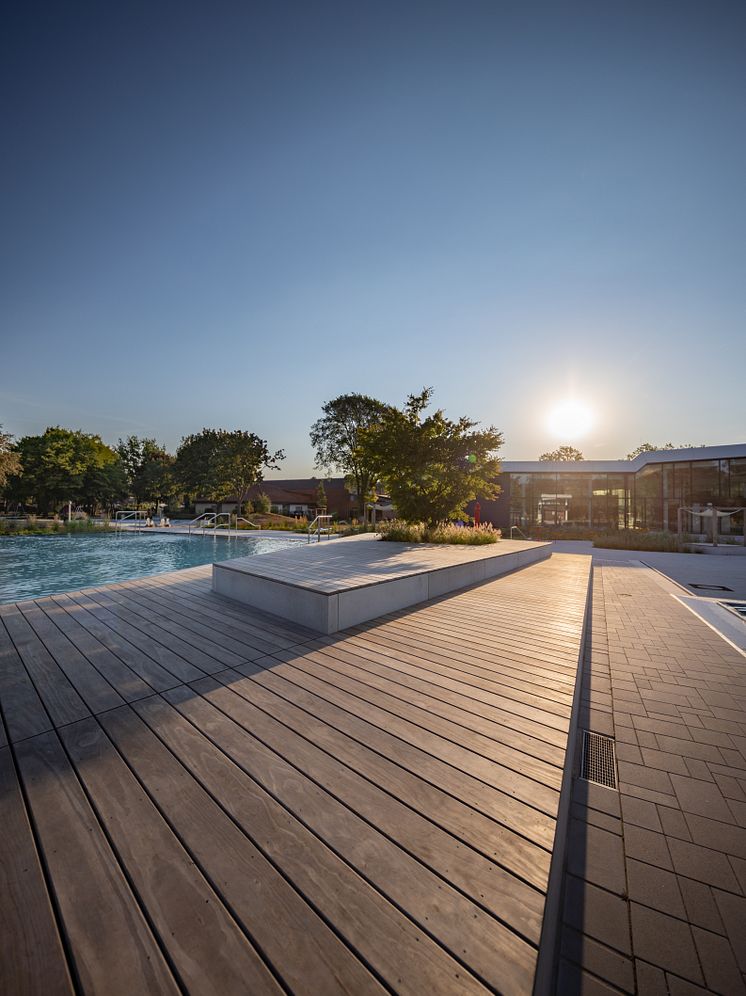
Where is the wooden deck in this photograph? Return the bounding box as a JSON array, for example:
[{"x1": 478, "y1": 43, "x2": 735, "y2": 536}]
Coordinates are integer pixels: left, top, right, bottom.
[{"x1": 0, "y1": 554, "x2": 591, "y2": 995}]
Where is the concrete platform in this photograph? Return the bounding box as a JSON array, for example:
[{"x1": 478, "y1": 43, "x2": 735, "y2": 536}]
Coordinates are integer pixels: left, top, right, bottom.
[{"x1": 212, "y1": 534, "x2": 552, "y2": 633}]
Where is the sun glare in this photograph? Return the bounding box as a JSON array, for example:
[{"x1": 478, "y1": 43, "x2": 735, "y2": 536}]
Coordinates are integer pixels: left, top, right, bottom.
[{"x1": 546, "y1": 399, "x2": 594, "y2": 440}]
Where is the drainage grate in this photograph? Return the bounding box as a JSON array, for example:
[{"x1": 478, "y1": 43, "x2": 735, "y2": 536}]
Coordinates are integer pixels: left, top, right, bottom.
[
  {"x1": 580, "y1": 731, "x2": 617, "y2": 789},
  {"x1": 690, "y1": 584, "x2": 733, "y2": 592}
]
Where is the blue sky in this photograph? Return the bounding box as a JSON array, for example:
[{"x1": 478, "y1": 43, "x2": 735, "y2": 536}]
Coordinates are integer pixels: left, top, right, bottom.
[{"x1": 2, "y1": 1, "x2": 744, "y2": 475}]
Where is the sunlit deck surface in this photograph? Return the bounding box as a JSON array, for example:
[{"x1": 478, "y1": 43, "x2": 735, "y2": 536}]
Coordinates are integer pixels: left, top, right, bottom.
[{"x1": 0, "y1": 554, "x2": 590, "y2": 995}]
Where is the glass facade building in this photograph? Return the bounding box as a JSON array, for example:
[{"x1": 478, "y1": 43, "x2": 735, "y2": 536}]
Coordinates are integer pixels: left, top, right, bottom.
[{"x1": 497, "y1": 446, "x2": 746, "y2": 535}]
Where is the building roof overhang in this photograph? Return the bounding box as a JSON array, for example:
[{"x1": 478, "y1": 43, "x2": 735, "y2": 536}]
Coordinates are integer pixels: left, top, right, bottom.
[{"x1": 501, "y1": 443, "x2": 746, "y2": 475}]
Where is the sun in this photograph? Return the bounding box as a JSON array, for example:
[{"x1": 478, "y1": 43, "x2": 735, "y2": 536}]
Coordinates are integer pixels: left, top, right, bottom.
[{"x1": 546, "y1": 399, "x2": 594, "y2": 440}]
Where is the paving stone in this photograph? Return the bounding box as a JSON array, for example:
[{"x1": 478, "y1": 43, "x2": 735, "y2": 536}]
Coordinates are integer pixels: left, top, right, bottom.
[
  {"x1": 619, "y1": 781, "x2": 679, "y2": 809},
  {"x1": 636, "y1": 730, "x2": 659, "y2": 749},
  {"x1": 728, "y1": 798, "x2": 746, "y2": 828},
  {"x1": 684, "y1": 812, "x2": 746, "y2": 859},
  {"x1": 624, "y1": 824, "x2": 673, "y2": 870},
  {"x1": 626, "y1": 858, "x2": 686, "y2": 918},
  {"x1": 567, "y1": 819, "x2": 627, "y2": 895},
  {"x1": 618, "y1": 761, "x2": 674, "y2": 795},
  {"x1": 571, "y1": 802, "x2": 623, "y2": 837},
  {"x1": 658, "y1": 807, "x2": 691, "y2": 841},
  {"x1": 670, "y1": 773, "x2": 737, "y2": 823},
  {"x1": 563, "y1": 874, "x2": 632, "y2": 955},
  {"x1": 664, "y1": 975, "x2": 709, "y2": 995},
  {"x1": 635, "y1": 960, "x2": 668, "y2": 995},
  {"x1": 621, "y1": 794, "x2": 662, "y2": 832},
  {"x1": 556, "y1": 958, "x2": 622, "y2": 994},
  {"x1": 560, "y1": 926, "x2": 635, "y2": 993},
  {"x1": 712, "y1": 890, "x2": 746, "y2": 972},
  {"x1": 715, "y1": 773, "x2": 746, "y2": 802},
  {"x1": 640, "y1": 747, "x2": 690, "y2": 775},
  {"x1": 729, "y1": 855, "x2": 746, "y2": 894},
  {"x1": 682, "y1": 758, "x2": 714, "y2": 782},
  {"x1": 656, "y1": 735, "x2": 723, "y2": 762},
  {"x1": 629, "y1": 903, "x2": 703, "y2": 983},
  {"x1": 634, "y1": 716, "x2": 693, "y2": 739},
  {"x1": 667, "y1": 837, "x2": 741, "y2": 892},
  {"x1": 573, "y1": 778, "x2": 622, "y2": 818},
  {"x1": 616, "y1": 742, "x2": 643, "y2": 765},
  {"x1": 677, "y1": 877, "x2": 725, "y2": 934},
  {"x1": 692, "y1": 925, "x2": 746, "y2": 994},
  {"x1": 616, "y1": 726, "x2": 638, "y2": 745}
]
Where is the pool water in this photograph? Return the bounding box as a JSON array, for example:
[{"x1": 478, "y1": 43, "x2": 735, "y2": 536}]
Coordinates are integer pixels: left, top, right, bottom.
[{"x1": 0, "y1": 531, "x2": 300, "y2": 603}]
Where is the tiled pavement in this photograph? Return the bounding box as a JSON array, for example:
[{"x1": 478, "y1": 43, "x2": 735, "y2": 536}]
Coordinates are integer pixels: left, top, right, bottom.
[{"x1": 556, "y1": 562, "x2": 746, "y2": 994}]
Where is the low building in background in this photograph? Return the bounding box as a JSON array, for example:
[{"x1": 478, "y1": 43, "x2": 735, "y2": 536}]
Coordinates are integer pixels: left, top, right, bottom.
[
  {"x1": 195, "y1": 477, "x2": 356, "y2": 519},
  {"x1": 471, "y1": 444, "x2": 746, "y2": 536}
]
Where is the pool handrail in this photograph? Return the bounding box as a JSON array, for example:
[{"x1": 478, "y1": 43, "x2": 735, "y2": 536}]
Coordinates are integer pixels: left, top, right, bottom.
[
  {"x1": 235, "y1": 516, "x2": 260, "y2": 530},
  {"x1": 114, "y1": 510, "x2": 148, "y2": 531},
  {"x1": 308, "y1": 514, "x2": 333, "y2": 543},
  {"x1": 187, "y1": 512, "x2": 232, "y2": 535}
]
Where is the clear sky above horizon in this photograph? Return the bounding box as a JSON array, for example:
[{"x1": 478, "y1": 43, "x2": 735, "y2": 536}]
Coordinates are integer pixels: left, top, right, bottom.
[{"x1": 2, "y1": 0, "x2": 744, "y2": 475}]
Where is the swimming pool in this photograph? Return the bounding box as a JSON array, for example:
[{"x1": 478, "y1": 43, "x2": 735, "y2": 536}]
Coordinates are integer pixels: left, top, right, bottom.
[{"x1": 0, "y1": 531, "x2": 301, "y2": 603}]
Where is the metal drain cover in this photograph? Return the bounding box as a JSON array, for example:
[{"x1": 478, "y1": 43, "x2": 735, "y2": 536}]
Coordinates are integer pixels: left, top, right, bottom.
[
  {"x1": 580, "y1": 731, "x2": 617, "y2": 789},
  {"x1": 690, "y1": 584, "x2": 733, "y2": 592}
]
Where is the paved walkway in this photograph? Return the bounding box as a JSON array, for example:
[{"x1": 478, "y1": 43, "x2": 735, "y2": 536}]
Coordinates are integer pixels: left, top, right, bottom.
[{"x1": 556, "y1": 559, "x2": 746, "y2": 994}]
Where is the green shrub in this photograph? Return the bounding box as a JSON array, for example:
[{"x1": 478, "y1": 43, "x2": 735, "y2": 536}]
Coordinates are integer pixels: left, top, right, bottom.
[
  {"x1": 252, "y1": 492, "x2": 272, "y2": 514},
  {"x1": 378, "y1": 520, "x2": 500, "y2": 545},
  {"x1": 593, "y1": 530, "x2": 691, "y2": 553}
]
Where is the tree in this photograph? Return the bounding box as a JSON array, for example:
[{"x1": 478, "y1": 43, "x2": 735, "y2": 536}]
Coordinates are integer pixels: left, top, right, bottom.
[
  {"x1": 116, "y1": 436, "x2": 174, "y2": 506},
  {"x1": 5, "y1": 427, "x2": 127, "y2": 514},
  {"x1": 0, "y1": 425, "x2": 21, "y2": 491},
  {"x1": 539, "y1": 445, "x2": 585, "y2": 461},
  {"x1": 315, "y1": 480, "x2": 327, "y2": 510},
  {"x1": 625, "y1": 442, "x2": 702, "y2": 460},
  {"x1": 175, "y1": 429, "x2": 284, "y2": 516},
  {"x1": 361, "y1": 388, "x2": 503, "y2": 528},
  {"x1": 252, "y1": 492, "x2": 272, "y2": 514},
  {"x1": 310, "y1": 393, "x2": 389, "y2": 520}
]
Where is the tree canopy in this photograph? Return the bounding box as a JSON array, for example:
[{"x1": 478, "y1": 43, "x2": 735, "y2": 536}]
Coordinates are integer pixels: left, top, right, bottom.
[
  {"x1": 310, "y1": 393, "x2": 389, "y2": 515},
  {"x1": 175, "y1": 429, "x2": 284, "y2": 513},
  {"x1": 0, "y1": 425, "x2": 21, "y2": 490},
  {"x1": 4, "y1": 427, "x2": 127, "y2": 513},
  {"x1": 624, "y1": 441, "x2": 702, "y2": 460},
  {"x1": 539, "y1": 445, "x2": 585, "y2": 461},
  {"x1": 116, "y1": 436, "x2": 175, "y2": 506},
  {"x1": 361, "y1": 388, "x2": 502, "y2": 527}
]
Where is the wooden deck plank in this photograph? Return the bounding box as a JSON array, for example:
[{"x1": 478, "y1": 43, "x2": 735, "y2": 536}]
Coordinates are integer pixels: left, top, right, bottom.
[
  {"x1": 51, "y1": 593, "x2": 187, "y2": 691},
  {"x1": 0, "y1": 605, "x2": 90, "y2": 729},
  {"x1": 209, "y1": 665, "x2": 551, "y2": 903},
  {"x1": 62, "y1": 592, "x2": 205, "y2": 682},
  {"x1": 339, "y1": 628, "x2": 577, "y2": 707},
  {"x1": 68, "y1": 589, "x2": 217, "y2": 678},
  {"x1": 84, "y1": 583, "x2": 252, "y2": 668},
  {"x1": 0, "y1": 745, "x2": 74, "y2": 996},
  {"x1": 34, "y1": 596, "x2": 154, "y2": 702},
  {"x1": 0, "y1": 620, "x2": 53, "y2": 743},
  {"x1": 161, "y1": 681, "x2": 538, "y2": 995},
  {"x1": 15, "y1": 729, "x2": 180, "y2": 995},
  {"x1": 16, "y1": 602, "x2": 124, "y2": 714},
  {"x1": 305, "y1": 638, "x2": 571, "y2": 755},
  {"x1": 317, "y1": 632, "x2": 575, "y2": 719},
  {"x1": 60, "y1": 716, "x2": 284, "y2": 996},
  {"x1": 263, "y1": 647, "x2": 561, "y2": 816},
  {"x1": 111, "y1": 572, "x2": 314, "y2": 656},
  {"x1": 99, "y1": 703, "x2": 385, "y2": 996},
  {"x1": 136, "y1": 692, "x2": 490, "y2": 996},
  {"x1": 135, "y1": 570, "x2": 317, "y2": 647},
  {"x1": 230, "y1": 652, "x2": 557, "y2": 856}
]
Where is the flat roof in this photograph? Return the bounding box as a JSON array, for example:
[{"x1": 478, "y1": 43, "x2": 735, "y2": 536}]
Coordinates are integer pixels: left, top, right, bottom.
[{"x1": 502, "y1": 443, "x2": 746, "y2": 475}]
